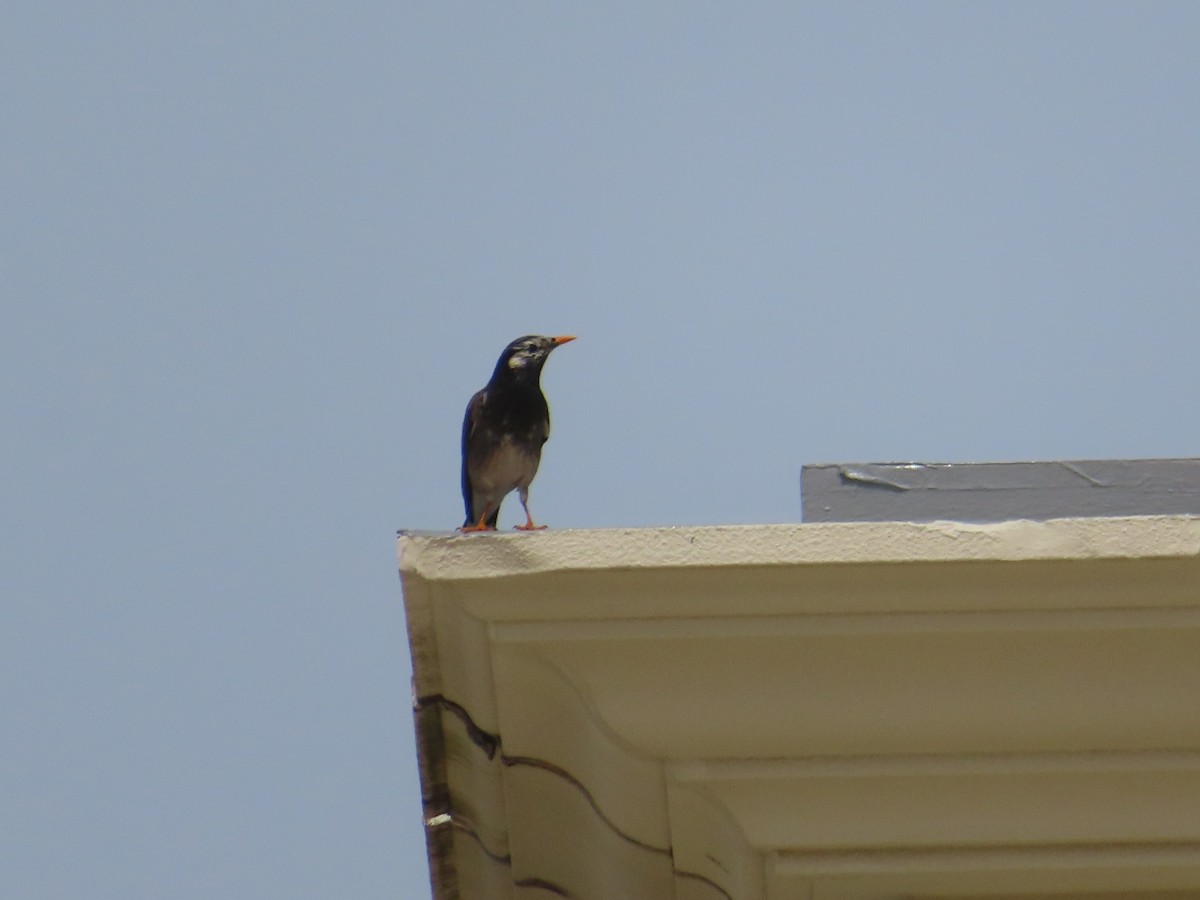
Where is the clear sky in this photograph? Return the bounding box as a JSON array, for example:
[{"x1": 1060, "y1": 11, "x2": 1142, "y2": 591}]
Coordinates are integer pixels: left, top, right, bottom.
[{"x1": 4, "y1": 3, "x2": 1199, "y2": 898}]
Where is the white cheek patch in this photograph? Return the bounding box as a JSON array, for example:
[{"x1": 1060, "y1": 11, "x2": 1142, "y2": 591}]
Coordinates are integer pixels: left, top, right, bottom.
[{"x1": 508, "y1": 354, "x2": 530, "y2": 369}]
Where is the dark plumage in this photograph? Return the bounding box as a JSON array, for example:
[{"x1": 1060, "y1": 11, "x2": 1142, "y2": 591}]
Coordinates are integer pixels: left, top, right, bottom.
[{"x1": 459, "y1": 334, "x2": 575, "y2": 532}]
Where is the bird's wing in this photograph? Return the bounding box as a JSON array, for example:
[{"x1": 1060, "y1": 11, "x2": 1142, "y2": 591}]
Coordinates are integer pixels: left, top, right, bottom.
[{"x1": 461, "y1": 389, "x2": 485, "y2": 523}]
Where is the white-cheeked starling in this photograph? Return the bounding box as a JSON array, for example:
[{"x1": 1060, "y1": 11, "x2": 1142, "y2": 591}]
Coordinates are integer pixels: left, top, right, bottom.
[{"x1": 459, "y1": 335, "x2": 575, "y2": 532}]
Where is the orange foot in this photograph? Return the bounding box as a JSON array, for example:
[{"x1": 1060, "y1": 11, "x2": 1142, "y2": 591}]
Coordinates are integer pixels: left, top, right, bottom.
[
  {"x1": 514, "y1": 522, "x2": 548, "y2": 531},
  {"x1": 458, "y1": 523, "x2": 497, "y2": 533}
]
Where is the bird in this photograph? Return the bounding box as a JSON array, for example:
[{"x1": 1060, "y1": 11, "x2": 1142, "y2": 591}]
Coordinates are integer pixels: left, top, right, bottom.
[{"x1": 459, "y1": 334, "x2": 576, "y2": 532}]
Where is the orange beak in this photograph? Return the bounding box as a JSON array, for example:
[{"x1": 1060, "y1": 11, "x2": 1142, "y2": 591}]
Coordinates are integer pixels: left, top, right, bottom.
[{"x1": 552, "y1": 335, "x2": 577, "y2": 346}]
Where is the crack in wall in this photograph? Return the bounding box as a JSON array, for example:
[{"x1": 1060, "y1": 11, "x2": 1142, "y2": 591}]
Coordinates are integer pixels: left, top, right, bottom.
[
  {"x1": 514, "y1": 876, "x2": 572, "y2": 896},
  {"x1": 501, "y1": 754, "x2": 669, "y2": 857},
  {"x1": 422, "y1": 692, "x2": 501, "y2": 760},
  {"x1": 444, "y1": 816, "x2": 512, "y2": 866},
  {"x1": 415, "y1": 693, "x2": 735, "y2": 900}
]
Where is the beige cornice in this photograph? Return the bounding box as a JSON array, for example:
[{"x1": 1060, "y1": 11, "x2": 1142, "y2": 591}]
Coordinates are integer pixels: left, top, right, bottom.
[{"x1": 400, "y1": 517, "x2": 1200, "y2": 899}]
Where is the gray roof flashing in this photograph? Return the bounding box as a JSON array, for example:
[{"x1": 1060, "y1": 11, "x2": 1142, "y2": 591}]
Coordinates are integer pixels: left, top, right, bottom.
[{"x1": 802, "y1": 457, "x2": 1200, "y2": 524}]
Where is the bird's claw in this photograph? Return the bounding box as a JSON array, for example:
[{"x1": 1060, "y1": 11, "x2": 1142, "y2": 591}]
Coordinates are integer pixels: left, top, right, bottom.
[{"x1": 514, "y1": 523, "x2": 548, "y2": 531}]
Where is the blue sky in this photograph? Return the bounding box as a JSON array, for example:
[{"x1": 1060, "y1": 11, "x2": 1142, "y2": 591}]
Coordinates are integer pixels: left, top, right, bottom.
[{"x1": 4, "y1": 3, "x2": 1199, "y2": 897}]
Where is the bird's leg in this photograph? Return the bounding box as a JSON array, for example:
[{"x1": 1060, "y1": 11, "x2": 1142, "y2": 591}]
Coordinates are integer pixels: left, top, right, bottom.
[
  {"x1": 513, "y1": 489, "x2": 547, "y2": 531},
  {"x1": 458, "y1": 505, "x2": 498, "y2": 533}
]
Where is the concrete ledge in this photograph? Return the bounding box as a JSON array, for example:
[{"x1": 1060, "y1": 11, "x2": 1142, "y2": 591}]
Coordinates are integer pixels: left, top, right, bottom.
[{"x1": 400, "y1": 516, "x2": 1200, "y2": 580}]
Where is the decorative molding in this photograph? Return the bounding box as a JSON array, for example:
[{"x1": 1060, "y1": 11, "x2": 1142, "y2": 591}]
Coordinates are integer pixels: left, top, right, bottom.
[{"x1": 400, "y1": 518, "x2": 1200, "y2": 899}]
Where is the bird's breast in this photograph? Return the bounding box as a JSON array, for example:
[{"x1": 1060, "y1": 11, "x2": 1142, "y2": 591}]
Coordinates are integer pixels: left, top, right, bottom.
[{"x1": 471, "y1": 434, "x2": 542, "y2": 494}]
